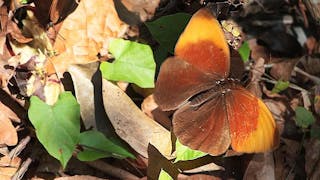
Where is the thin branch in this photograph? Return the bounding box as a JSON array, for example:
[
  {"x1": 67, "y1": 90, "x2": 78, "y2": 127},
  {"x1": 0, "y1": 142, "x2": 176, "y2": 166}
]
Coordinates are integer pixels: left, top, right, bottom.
[
  {"x1": 12, "y1": 158, "x2": 32, "y2": 180},
  {"x1": 86, "y1": 160, "x2": 140, "y2": 180},
  {"x1": 294, "y1": 66, "x2": 320, "y2": 85},
  {"x1": 261, "y1": 77, "x2": 309, "y2": 93}
]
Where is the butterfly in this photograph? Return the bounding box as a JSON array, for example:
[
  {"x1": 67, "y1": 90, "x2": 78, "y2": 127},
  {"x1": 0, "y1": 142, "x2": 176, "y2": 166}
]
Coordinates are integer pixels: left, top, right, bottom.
[{"x1": 154, "y1": 8, "x2": 279, "y2": 155}]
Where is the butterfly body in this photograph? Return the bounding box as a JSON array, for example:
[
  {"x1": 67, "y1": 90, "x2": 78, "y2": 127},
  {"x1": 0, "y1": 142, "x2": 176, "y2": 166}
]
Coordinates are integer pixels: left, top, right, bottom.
[{"x1": 154, "y1": 8, "x2": 279, "y2": 155}]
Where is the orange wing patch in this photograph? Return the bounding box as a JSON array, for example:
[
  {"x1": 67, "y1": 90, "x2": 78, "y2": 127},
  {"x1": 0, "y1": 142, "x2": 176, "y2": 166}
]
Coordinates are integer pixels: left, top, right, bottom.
[
  {"x1": 174, "y1": 8, "x2": 230, "y2": 77},
  {"x1": 227, "y1": 88, "x2": 279, "y2": 153}
]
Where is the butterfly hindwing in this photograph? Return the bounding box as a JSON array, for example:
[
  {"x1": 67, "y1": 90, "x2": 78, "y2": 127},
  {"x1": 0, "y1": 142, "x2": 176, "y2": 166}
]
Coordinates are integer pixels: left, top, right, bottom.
[
  {"x1": 173, "y1": 93, "x2": 231, "y2": 156},
  {"x1": 226, "y1": 87, "x2": 279, "y2": 153}
]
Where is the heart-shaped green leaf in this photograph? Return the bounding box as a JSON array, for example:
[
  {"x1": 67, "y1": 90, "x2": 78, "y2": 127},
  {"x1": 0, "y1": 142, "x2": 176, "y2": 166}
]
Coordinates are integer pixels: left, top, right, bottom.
[{"x1": 28, "y1": 92, "x2": 80, "y2": 168}]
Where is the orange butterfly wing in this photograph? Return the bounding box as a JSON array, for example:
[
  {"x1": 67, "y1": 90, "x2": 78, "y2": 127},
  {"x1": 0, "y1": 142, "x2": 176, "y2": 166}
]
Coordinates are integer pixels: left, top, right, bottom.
[
  {"x1": 226, "y1": 87, "x2": 279, "y2": 152},
  {"x1": 175, "y1": 8, "x2": 230, "y2": 77}
]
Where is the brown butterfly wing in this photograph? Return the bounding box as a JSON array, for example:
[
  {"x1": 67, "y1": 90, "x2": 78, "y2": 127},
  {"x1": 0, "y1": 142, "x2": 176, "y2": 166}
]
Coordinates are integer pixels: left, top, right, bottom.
[
  {"x1": 173, "y1": 93, "x2": 230, "y2": 156},
  {"x1": 154, "y1": 57, "x2": 218, "y2": 111}
]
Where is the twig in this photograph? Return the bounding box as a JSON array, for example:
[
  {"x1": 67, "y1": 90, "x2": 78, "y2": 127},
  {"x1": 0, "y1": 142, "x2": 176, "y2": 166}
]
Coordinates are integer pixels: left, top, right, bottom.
[
  {"x1": 11, "y1": 158, "x2": 32, "y2": 180},
  {"x1": 294, "y1": 66, "x2": 320, "y2": 85},
  {"x1": 261, "y1": 77, "x2": 312, "y2": 108},
  {"x1": 9, "y1": 136, "x2": 31, "y2": 158},
  {"x1": 86, "y1": 160, "x2": 140, "y2": 180},
  {"x1": 260, "y1": 77, "x2": 309, "y2": 93}
]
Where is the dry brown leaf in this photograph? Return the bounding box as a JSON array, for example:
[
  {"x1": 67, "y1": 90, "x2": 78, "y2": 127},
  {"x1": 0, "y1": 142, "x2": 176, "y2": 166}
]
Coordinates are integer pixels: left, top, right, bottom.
[
  {"x1": 141, "y1": 94, "x2": 171, "y2": 130},
  {"x1": 248, "y1": 39, "x2": 269, "y2": 62},
  {"x1": 55, "y1": 175, "x2": 107, "y2": 180},
  {"x1": 300, "y1": 56, "x2": 320, "y2": 75},
  {"x1": 181, "y1": 174, "x2": 221, "y2": 180},
  {"x1": 264, "y1": 99, "x2": 286, "y2": 134},
  {"x1": 275, "y1": 139, "x2": 300, "y2": 180},
  {"x1": 270, "y1": 58, "x2": 299, "y2": 81},
  {"x1": 247, "y1": 57, "x2": 265, "y2": 98},
  {"x1": 68, "y1": 63, "x2": 99, "y2": 129},
  {"x1": 102, "y1": 79, "x2": 172, "y2": 158},
  {"x1": 183, "y1": 163, "x2": 222, "y2": 173},
  {"x1": 51, "y1": 0, "x2": 129, "y2": 74},
  {"x1": 117, "y1": 0, "x2": 160, "y2": 24},
  {"x1": 0, "y1": 156, "x2": 21, "y2": 167},
  {"x1": 0, "y1": 115, "x2": 17, "y2": 146},
  {"x1": 243, "y1": 153, "x2": 276, "y2": 180},
  {"x1": 0, "y1": 156, "x2": 21, "y2": 180},
  {"x1": 0, "y1": 101, "x2": 20, "y2": 146},
  {"x1": 305, "y1": 139, "x2": 320, "y2": 179}
]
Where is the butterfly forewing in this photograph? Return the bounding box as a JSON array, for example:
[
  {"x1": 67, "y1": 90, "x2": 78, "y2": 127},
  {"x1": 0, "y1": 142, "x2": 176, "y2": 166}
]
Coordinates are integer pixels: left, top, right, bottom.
[
  {"x1": 154, "y1": 57, "x2": 217, "y2": 111},
  {"x1": 226, "y1": 87, "x2": 279, "y2": 153},
  {"x1": 175, "y1": 8, "x2": 230, "y2": 77}
]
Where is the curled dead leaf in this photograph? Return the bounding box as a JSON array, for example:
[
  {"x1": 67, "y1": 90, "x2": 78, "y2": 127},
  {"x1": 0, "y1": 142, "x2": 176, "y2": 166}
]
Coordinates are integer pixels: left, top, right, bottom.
[
  {"x1": 102, "y1": 79, "x2": 172, "y2": 158},
  {"x1": 68, "y1": 63, "x2": 99, "y2": 129}
]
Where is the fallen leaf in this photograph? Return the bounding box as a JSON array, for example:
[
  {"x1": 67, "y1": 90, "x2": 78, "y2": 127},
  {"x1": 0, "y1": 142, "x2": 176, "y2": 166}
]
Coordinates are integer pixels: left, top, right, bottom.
[
  {"x1": 183, "y1": 163, "x2": 222, "y2": 173},
  {"x1": 102, "y1": 79, "x2": 172, "y2": 157},
  {"x1": 300, "y1": 56, "x2": 320, "y2": 76},
  {"x1": 55, "y1": 175, "x2": 107, "y2": 180},
  {"x1": 141, "y1": 94, "x2": 171, "y2": 129},
  {"x1": 0, "y1": 101, "x2": 20, "y2": 146},
  {"x1": 243, "y1": 153, "x2": 275, "y2": 180},
  {"x1": 182, "y1": 174, "x2": 221, "y2": 180},
  {"x1": 274, "y1": 139, "x2": 301, "y2": 180},
  {"x1": 247, "y1": 57, "x2": 265, "y2": 98},
  {"x1": 118, "y1": 0, "x2": 160, "y2": 23},
  {"x1": 305, "y1": 139, "x2": 320, "y2": 179},
  {"x1": 248, "y1": 39, "x2": 269, "y2": 62},
  {"x1": 264, "y1": 99, "x2": 286, "y2": 134},
  {"x1": 147, "y1": 144, "x2": 179, "y2": 180},
  {"x1": 68, "y1": 63, "x2": 99, "y2": 129},
  {"x1": 270, "y1": 58, "x2": 299, "y2": 81},
  {"x1": 0, "y1": 156, "x2": 21, "y2": 180},
  {"x1": 51, "y1": 0, "x2": 129, "y2": 75}
]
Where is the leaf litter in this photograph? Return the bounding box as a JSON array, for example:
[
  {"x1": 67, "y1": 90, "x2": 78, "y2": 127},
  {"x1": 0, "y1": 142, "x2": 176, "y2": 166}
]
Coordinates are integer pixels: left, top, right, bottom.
[{"x1": 0, "y1": 0, "x2": 319, "y2": 179}]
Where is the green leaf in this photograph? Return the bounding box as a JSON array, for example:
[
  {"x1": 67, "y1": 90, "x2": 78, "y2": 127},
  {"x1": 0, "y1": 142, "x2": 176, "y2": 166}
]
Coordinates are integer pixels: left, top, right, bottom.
[
  {"x1": 146, "y1": 13, "x2": 191, "y2": 54},
  {"x1": 158, "y1": 169, "x2": 173, "y2": 180},
  {"x1": 295, "y1": 106, "x2": 315, "y2": 129},
  {"x1": 28, "y1": 92, "x2": 80, "y2": 168},
  {"x1": 100, "y1": 39, "x2": 156, "y2": 88},
  {"x1": 272, "y1": 80, "x2": 290, "y2": 93},
  {"x1": 238, "y1": 41, "x2": 250, "y2": 62},
  {"x1": 174, "y1": 140, "x2": 207, "y2": 163},
  {"x1": 77, "y1": 130, "x2": 135, "y2": 161}
]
